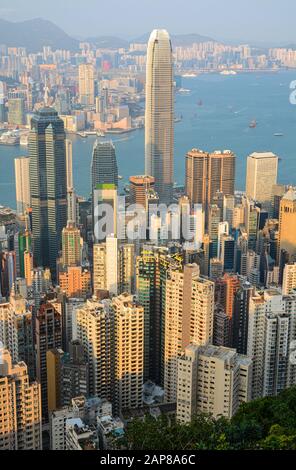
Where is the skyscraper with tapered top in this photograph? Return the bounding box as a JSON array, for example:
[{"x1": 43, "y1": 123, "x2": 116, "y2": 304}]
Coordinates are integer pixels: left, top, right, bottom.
[
  {"x1": 29, "y1": 105, "x2": 67, "y2": 277},
  {"x1": 145, "y1": 29, "x2": 174, "y2": 204}
]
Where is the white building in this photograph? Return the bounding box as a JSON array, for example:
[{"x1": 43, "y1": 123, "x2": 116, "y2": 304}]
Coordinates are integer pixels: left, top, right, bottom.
[{"x1": 177, "y1": 344, "x2": 252, "y2": 423}]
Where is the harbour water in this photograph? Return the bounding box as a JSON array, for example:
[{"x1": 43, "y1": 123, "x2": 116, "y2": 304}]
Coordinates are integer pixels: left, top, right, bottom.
[{"x1": 1, "y1": 70, "x2": 296, "y2": 210}]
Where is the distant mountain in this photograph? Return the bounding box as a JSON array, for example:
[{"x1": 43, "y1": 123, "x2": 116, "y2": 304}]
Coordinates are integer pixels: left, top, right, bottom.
[
  {"x1": 132, "y1": 32, "x2": 217, "y2": 46},
  {"x1": 0, "y1": 18, "x2": 79, "y2": 52},
  {"x1": 86, "y1": 36, "x2": 129, "y2": 49}
]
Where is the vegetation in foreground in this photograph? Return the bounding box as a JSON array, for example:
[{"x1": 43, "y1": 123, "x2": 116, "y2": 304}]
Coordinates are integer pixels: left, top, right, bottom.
[{"x1": 122, "y1": 387, "x2": 296, "y2": 450}]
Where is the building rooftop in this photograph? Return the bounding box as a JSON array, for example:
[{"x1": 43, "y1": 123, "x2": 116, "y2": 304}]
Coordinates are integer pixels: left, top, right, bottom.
[
  {"x1": 283, "y1": 187, "x2": 296, "y2": 202},
  {"x1": 249, "y1": 151, "x2": 278, "y2": 159}
]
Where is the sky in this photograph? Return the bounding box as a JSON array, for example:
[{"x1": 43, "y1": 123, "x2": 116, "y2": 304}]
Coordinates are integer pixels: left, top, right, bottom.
[{"x1": 0, "y1": 0, "x2": 295, "y2": 45}]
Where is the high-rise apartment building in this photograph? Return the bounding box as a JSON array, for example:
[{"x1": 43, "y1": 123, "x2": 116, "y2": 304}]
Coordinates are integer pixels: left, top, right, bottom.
[
  {"x1": 136, "y1": 245, "x2": 183, "y2": 383},
  {"x1": 282, "y1": 262, "x2": 296, "y2": 294},
  {"x1": 112, "y1": 293, "x2": 144, "y2": 411},
  {"x1": 78, "y1": 64, "x2": 95, "y2": 106},
  {"x1": 145, "y1": 29, "x2": 174, "y2": 204},
  {"x1": 246, "y1": 152, "x2": 278, "y2": 213},
  {"x1": 164, "y1": 264, "x2": 215, "y2": 402},
  {"x1": 278, "y1": 188, "x2": 296, "y2": 264},
  {"x1": 74, "y1": 298, "x2": 113, "y2": 400},
  {"x1": 61, "y1": 222, "x2": 81, "y2": 267},
  {"x1": 0, "y1": 349, "x2": 42, "y2": 450},
  {"x1": 35, "y1": 302, "x2": 62, "y2": 421},
  {"x1": 58, "y1": 266, "x2": 91, "y2": 298},
  {"x1": 247, "y1": 289, "x2": 296, "y2": 399},
  {"x1": 14, "y1": 156, "x2": 31, "y2": 215},
  {"x1": 177, "y1": 344, "x2": 252, "y2": 423},
  {"x1": 93, "y1": 236, "x2": 118, "y2": 296},
  {"x1": 29, "y1": 106, "x2": 67, "y2": 276},
  {"x1": 185, "y1": 149, "x2": 235, "y2": 209}
]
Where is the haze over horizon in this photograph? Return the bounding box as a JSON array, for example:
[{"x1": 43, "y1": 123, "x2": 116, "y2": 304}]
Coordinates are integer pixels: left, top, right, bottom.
[{"x1": 0, "y1": 0, "x2": 295, "y2": 45}]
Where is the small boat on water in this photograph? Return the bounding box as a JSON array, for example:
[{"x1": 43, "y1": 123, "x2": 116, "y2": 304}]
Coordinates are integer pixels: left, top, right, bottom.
[
  {"x1": 197, "y1": 99, "x2": 203, "y2": 106},
  {"x1": 274, "y1": 133, "x2": 284, "y2": 137},
  {"x1": 249, "y1": 119, "x2": 257, "y2": 128}
]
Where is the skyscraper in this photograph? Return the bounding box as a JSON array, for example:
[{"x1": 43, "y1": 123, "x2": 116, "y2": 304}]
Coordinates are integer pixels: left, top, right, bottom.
[
  {"x1": 91, "y1": 140, "x2": 118, "y2": 192},
  {"x1": 185, "y1": 149, "x2": 235, "y2": 209},
  {"x1": 278, "y1": 188, "x2": 296, "y2": 264},
  {"x1": 29, "y1": 106, "x2": 67, "y2": 276},
  {"x1": 129, "y1": 175, "x2": 155, "y2": 208},
  {"x1": 14, "y1": 156, "x2": 31, "y2": 216},
  {"x1": 246, "y1": 152, "x2": 278, "y2": 213},
  {"x1": 78, "y1": 64, "x2": 95, "y2": 106},
  {"x1": 145, "y1": 29, "x2": 174, "y2": 204}
]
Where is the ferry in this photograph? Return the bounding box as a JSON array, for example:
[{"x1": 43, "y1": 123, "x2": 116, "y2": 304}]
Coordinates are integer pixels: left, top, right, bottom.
[
  {"x1": 181, "y1": 73, "x2": 198, "y2": 78},
  {"x1": 220, "y1": 70, "x2": 237, "y2": 75},
  {"x1": 0, "y1": 131, "x2": 20, "y2": 146}
]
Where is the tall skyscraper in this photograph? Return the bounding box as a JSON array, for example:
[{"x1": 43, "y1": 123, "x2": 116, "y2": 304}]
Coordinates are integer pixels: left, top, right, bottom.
[
  {"x1": 278, "y1": 188, "x2": 296, "y2": 264},
  {"x1": 29, "y1": 106, "x2": 67, "y2": 276},
  {"x1": 91, "y1": 140, "x2": 118, "y2": 192},
  {"x1": 0, "y1": 349, "x2": 42, "y2": 450},
  {"x1": 14, "y1": 156, "x2": 31, "y2": 216},
  {"x1": 78, "y1": 64, "x2": 95, "y2": 106},
  {"x1": 185, "y1": 149, "x2": 235, "y2": 209},
  {"x1": 145, "y1": 29, "x2": 174, "y2": 204},
  {"x1": 246, "y1": 152, "x2": 278, "y2": 213}
]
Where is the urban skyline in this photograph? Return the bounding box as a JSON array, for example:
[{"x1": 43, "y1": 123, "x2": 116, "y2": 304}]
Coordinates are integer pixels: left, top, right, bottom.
[{"x1": 0, "y1": 16, "x2": 296, "y2": 454}]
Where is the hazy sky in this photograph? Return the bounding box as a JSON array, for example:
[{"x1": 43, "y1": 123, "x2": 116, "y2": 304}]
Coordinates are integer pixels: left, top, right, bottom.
[{"x1": 0, "y1": 0, "x2": 295, "y2": 44}]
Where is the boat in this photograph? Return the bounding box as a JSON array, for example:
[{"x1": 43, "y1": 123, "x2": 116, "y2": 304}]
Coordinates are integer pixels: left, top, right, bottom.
[
  {"x1": 96, "y1": 131, "x2": 105, "y2": 137},
  {"x1": 174, "y1": 115, "x2": 183, "y2": 123},
  {"x1": 178, "y1": 88, "x2": 191, "y2": 94},
  {"x1": 249, "y1": 120, "x2": 257, "y2": 128},
  {"x1": 181, "y1": 73, "x2": 198, "y2": 78},
  {"x1": 274, "y1": 133, "x2": 284, "y2": 137},
  {"x1": 77, "y1": 132, "x2": 87, "y2": 138},
  {"x1": 197, "y1": 100, "x2": 203, "y2": 106},
  {"x1": 84, "y1": 131, "x2": 97, "y2": 136},
  {"x1": 220, "y1": 70, "x2": 237, "y2": 75},
  {"x1": 0, "y1": 131, "x2": 20, "y2": 146}
]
